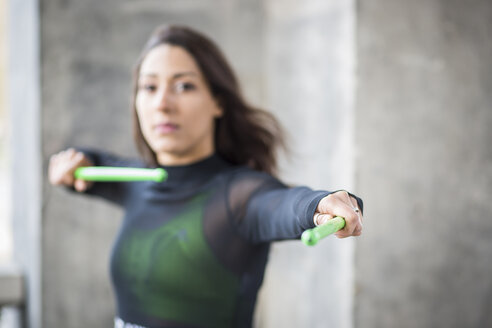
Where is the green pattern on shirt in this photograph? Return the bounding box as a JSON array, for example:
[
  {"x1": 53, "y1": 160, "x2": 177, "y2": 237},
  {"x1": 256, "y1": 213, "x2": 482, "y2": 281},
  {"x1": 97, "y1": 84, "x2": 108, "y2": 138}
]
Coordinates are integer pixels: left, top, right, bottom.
[{"x1": 115, "y1": 193, "x2": 239, "y2": 327}]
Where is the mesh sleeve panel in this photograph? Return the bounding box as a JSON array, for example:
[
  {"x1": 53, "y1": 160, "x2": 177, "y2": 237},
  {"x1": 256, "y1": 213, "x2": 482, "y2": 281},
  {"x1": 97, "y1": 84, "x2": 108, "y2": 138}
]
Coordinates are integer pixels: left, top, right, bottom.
[{"x1": 225, "y1": 169, "x2": 331, "y2": 244}]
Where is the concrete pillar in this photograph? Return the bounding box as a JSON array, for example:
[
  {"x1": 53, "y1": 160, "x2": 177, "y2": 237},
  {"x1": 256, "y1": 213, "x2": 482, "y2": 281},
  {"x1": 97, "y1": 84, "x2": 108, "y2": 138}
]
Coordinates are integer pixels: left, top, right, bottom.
[
  {"x1": 8, "y1": 0, "x2": 41, "y2": 327},
  {"x1": 255, "y1": 1, "x2": 356, "y2": 327},
  {"x1": 355, "y1": 0, "x2": 492, "y2": 327},
  {"x1": 0, "y1": 0, "x2": 12, "y2": 266}
]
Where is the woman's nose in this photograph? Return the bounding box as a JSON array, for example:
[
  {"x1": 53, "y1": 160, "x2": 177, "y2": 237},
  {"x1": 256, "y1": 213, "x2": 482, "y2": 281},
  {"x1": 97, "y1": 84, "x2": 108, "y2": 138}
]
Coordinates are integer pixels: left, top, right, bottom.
[{"x1": 155, "y1": 88, "x2": 176, "y2": 112}]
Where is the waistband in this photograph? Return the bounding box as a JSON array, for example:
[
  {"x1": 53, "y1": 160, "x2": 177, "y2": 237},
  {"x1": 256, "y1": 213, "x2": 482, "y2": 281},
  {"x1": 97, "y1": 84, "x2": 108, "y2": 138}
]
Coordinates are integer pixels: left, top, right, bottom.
[{"x1": 114, "y1": 317, "x2": 147, "y2": 328}]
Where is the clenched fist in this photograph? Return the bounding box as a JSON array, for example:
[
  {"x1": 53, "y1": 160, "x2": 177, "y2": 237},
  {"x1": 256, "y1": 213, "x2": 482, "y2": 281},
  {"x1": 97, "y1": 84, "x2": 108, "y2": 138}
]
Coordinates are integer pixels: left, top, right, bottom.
[
  {"x1": 313, "y1": 190, "x2": 363, "y2": 238},
  {"x1": 48, "y1": 148, "x2": 94, "y2": 192}
]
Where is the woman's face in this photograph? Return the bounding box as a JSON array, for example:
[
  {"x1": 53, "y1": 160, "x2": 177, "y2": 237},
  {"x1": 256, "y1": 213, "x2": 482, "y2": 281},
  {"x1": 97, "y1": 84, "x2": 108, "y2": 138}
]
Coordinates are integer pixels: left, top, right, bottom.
[{"x1": 136, "y1": 44, "x2": 223, "y2": 165}]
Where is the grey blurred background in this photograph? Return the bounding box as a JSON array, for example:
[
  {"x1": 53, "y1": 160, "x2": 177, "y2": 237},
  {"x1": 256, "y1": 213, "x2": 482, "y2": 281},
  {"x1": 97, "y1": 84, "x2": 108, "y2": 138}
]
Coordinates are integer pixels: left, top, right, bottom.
[{"x1": 1, "y1": 0, "x2": 491, "y2": 328}]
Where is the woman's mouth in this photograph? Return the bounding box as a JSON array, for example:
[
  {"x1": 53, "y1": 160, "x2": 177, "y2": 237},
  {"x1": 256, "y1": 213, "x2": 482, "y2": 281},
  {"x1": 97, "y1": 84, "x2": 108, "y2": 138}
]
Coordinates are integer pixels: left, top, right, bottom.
[{"x1": 154, "y1": 123, "x2": 179, "y2": 134}]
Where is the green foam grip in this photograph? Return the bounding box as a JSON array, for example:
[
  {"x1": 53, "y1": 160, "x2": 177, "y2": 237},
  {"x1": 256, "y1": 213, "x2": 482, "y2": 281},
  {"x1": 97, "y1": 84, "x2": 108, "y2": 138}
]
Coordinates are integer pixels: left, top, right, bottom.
[
  {"x1": 74, "y1": 167, "x2": 167, "y2": 182},
  {"x1": 301, "y1": 216, "x2": 346, "y2": 246}
]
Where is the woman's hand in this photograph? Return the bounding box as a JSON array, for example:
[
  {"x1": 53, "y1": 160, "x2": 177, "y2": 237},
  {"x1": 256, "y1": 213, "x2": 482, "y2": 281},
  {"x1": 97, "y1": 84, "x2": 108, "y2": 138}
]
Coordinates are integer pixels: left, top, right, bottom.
[
  {"x1": 313, "y1": 191, "x2": 363, "y2": 238},
  {"x1": 48, "y1": 148, "x2": 94, "y2": 192}
]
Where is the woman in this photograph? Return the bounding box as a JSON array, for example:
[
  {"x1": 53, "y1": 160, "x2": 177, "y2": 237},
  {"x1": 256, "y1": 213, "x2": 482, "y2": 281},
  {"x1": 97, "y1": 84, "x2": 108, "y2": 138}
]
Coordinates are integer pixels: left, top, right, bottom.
[{"x1": 49, "y1": 25, "x2": 363, "y2": 328}]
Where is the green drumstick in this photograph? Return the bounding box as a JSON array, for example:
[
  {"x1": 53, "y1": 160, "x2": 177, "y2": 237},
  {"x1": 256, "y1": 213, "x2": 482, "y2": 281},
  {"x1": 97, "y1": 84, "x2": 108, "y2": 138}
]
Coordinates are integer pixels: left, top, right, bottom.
[
  {"x1": 301, "y1": 216, "x2": 346, "y2": 246},
  {"x1": 74, "y1": 167, "x2": 167, "y2": 182}
]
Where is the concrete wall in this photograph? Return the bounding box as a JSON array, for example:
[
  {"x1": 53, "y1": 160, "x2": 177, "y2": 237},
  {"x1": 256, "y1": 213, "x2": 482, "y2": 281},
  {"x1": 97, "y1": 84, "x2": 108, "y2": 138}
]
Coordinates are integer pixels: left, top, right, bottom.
[
  {"x1": 14, "y1": 0, "x2": 492, "y2": 327},
  {"x1": 41, "y1": 1, "x2": 264, "y2": 327},
  {"x1": 40, "y1": 0, "x2": 354, "y2": 327},
  {"x1": 355, "y1": 0, "x2": 492, "y2": 327}
]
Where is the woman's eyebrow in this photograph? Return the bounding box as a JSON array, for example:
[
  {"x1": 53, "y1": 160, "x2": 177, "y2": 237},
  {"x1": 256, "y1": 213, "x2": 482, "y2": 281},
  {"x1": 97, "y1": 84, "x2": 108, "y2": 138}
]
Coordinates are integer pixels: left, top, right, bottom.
[
  {"x1": 139, "y1": 72, "x2": 158, "y2": 78},
  {"x1": 171, "y1": 71, "x2": 198, "y2": 79},
  {"x1": 139, "y1": 72, "x2": 198, "y2": 79}
]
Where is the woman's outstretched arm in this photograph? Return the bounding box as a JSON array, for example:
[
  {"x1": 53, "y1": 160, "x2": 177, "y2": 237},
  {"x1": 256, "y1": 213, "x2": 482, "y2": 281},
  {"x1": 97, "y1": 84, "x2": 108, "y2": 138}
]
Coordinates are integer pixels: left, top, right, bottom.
[
  {"x1": 48, "y1": 147, "x2": 133, "y2": 206},
  {"x1": 227, "y1": 171, "x2": 363, "y2": 243}
]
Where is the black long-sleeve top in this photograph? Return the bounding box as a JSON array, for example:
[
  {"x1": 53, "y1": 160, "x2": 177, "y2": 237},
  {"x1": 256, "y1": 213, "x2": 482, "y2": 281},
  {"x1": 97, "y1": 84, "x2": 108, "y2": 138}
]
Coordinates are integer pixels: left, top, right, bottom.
[{"x1": 74, "y1": 148, "x2": 363, "y2": 328}]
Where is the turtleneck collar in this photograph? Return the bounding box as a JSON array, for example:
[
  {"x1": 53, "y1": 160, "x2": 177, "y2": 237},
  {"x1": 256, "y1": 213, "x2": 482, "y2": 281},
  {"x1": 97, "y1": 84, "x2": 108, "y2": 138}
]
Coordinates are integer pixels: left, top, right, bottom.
[{"x1": 154, "y1": 153, "x2": 233, "y2": 186}]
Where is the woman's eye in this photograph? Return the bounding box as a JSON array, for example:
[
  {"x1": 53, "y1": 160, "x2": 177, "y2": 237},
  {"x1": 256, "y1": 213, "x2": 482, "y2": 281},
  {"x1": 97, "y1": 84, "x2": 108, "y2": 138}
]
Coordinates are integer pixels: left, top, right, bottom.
[
  {"x1": 175, "y1": 82, "x2": 196, "y2": 93},
  {"x1": 145, "y1": 84, "x2": 157, "y2": 92},
  {"x1": 139, "y1": 84, "x2": 157, "y2": 92}
]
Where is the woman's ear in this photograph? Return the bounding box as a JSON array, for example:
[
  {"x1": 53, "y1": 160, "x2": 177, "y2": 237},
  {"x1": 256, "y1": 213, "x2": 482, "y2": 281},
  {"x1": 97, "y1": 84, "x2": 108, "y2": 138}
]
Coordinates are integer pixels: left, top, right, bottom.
[{"x1": 214, "y1": 96, "x2": 224, "y2": 118}]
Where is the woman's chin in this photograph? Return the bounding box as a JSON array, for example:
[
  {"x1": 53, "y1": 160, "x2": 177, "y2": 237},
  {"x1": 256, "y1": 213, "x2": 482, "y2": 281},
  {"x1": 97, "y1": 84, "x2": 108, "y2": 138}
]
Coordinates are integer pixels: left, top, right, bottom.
[{"x1": 149, "y1": 140, "x2": 182, "y2": 154}]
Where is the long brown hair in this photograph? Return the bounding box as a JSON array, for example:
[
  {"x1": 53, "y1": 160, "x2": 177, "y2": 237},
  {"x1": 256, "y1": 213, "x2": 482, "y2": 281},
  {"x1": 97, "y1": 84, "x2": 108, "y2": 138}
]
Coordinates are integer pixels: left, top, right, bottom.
[{"x1": 132, "y1": 25, "x2": 284, "y2": 174}]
